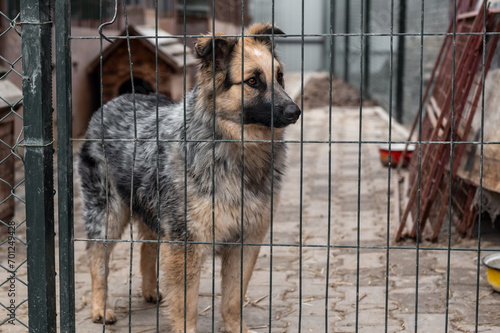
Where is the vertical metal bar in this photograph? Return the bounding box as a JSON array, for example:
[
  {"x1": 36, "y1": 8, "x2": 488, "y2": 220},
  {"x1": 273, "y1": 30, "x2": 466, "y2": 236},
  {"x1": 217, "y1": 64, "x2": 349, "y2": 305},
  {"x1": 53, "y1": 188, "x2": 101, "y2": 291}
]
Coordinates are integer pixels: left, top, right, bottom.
[
  {"x1": 268, "y1": 0, "x2": 276, "y2": 331},
  {"x1": 444, "y1": 1, "x2": 458, "y2": 331},
  {"x1": 182, "y1": 0, "x2": 188, "y2": 331},
  {"x1": 328, "y1": 0, "x2": 336, "y2": 74},
  {"x1": 210, "y1": 1, "x2": 217, "y2": 332},
  {"x1": 355, "y1": 0, "x2": 365, "y2": 330},
  {"x1": 55, "y1": 0, "x2": 75, "y2": 331},
  {"x1": 475, "y1": 3, "x2": 488, "y2": 332},
  {"x1": 20, "y1": 0, "x2": 57, "y2": 332},
  {"x1": 240, "y1": 3, "x2": 246, "y2": 333},
  {"x1": 363, "y1": 0, "x2": 371, "y2": 98},
  {"x1": 325, "y1": 1, "x2": 335, "y2": 331},
  {"x1": 343, "y1": 0, "x2": 350, "y2": 83},
  {"x1": 395, "y1": 0, "x2": 407, "y2": 123},
  {"x1": 298, "y1": 0, "x2": 305, "y2": 330},
  {"x1": 96, "y1": 0, "x2": 118, "y2": 328},
  {"x1": 98, "y1": 0, "x2": 108, "y2": 327},
  {"x1": 384, "y1": 0, "x2": 395, "y2": 331},
  {"x1": 6, "y1": 0, "x2": 18, "y2": 18},
  {"x1": 415, "y1": 0, "x2": 426, "y2": 331},
  {"x1": 120, "y1": 2, "x2": 138, "y2": 331},
  {"x1": 154, "y1": 0, "x2": 161, "y2": 330}
]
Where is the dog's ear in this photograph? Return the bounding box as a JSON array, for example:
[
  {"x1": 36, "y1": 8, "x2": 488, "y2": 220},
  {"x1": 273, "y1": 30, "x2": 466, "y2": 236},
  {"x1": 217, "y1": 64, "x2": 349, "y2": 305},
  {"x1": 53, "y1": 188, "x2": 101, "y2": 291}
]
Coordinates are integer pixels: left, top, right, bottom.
[
  {"x1": 248, "y1": 22, "x2": 285, "y2": 50},
  {"x1": 195, "y1": 33, "x2": 237, "y2": 69}
]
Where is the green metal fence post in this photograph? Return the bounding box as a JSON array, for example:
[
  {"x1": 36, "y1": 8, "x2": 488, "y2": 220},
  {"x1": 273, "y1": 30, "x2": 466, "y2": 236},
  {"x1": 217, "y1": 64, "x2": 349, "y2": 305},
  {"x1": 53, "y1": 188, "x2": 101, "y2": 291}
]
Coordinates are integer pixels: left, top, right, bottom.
[
  {"x1": 329, "y1": 0, "x2": 336, "y2": 72},
  {"x1": 20, "y1": 0, "x2": 57, "y2": 332},
  {"x1": 55, "y1": 0, "x2": 75, "y2": 331},
  {"x1": 363, "y1": 0, "x2": 371, "y2": 98},
  {"x1": 344, "y1": 0, "x2": 350, "y2": 83},
  {"x1": 396, "y1": 0, "x2": 407, "y2": 123}
]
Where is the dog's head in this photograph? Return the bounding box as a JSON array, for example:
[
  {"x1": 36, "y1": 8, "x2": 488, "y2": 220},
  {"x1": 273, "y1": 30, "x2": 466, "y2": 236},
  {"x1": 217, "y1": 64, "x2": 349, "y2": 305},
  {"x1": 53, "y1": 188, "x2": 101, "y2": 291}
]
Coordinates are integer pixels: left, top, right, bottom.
[{"x1": 194, "y1": 23, "x2": 301, "y2": 133}]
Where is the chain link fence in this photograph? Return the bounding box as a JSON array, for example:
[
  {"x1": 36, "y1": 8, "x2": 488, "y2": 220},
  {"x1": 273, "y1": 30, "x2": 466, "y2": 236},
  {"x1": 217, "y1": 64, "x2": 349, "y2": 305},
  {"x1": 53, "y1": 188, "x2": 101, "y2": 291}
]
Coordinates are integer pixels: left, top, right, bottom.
[{"x1": 0, "y1": 5, "x2": 29, "y2": 330}]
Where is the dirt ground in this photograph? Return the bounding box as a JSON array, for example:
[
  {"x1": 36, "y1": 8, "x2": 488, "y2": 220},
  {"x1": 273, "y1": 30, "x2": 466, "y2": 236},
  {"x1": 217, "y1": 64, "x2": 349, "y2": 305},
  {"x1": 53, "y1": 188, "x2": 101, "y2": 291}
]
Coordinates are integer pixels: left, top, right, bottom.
[
  {"x1": 1, "y1": 72, "x2": 500, "y2": 332},
  {"x1": 296, "y1": 75, "x2": 379, "y2": 109}
]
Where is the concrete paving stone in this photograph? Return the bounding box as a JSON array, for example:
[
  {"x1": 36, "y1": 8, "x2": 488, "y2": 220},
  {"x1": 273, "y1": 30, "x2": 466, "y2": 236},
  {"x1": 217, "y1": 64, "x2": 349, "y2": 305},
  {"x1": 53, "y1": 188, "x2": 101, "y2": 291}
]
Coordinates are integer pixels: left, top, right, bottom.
[
  {"x1": 333, "y1": 286, "x2": 398, "y2": 314},
  {"x1": 332, "y1": 326, "x2": 406, "y2": 333},
  {"x1": 333, "y1": 320, "x2": 406, "y2": 333},
  {"x1": 196, "y1": 294, "x2": 290, "y2": 333},
  {"x1": 453, "y1": 324, "x2": 500, "y2": 333},
  {"x1": 355, "y1": 286, "x2": 392, "y2": 306},
  {"x1": 393, "y1": 290, "x2": 453, "y2": 314},
  {"x1": 415, "y1": 274, "x2": 447, "y2": 292},
  {"x1": 335, "y1": 308, "x2": 397, "y2": 327},
  {"x1": 393, "y1": 313, "x2": 447, "y2": 332},
  {"x1": 297, "y1": 282, "x2": 332, "y2": 299},
  {"x1": 356, "y1": 270, "x2": 393, "y2": 288},
  {"x1": 335, "y1": 252, "x2": 386, "y2": 271},
  {"x1": 249, "y1": 270, "x2": 296, "y2": 286},
  {"x1": 285, "y1": 315, "x2": 328, "y2": 332},
  {"x1": 269, "y1": 232, "x2": 300, "y2": 246},
  {"x1": 302, "y1": 217, "x2": 332, "y2": 233}
]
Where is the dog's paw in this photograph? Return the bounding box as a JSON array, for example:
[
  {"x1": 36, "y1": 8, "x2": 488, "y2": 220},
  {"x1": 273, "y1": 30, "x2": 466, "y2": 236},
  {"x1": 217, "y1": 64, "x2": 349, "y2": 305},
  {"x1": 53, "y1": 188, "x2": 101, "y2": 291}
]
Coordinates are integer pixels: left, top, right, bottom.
[
  {"x1": 143, "y1": 289, "x2": 163, "y2": 303},
  {"x1": 91, "y1": 308, "x2": 116, "y2": 324},
  {"x1": 171, "y1": 326, "x2": 196, "y2": 333}
]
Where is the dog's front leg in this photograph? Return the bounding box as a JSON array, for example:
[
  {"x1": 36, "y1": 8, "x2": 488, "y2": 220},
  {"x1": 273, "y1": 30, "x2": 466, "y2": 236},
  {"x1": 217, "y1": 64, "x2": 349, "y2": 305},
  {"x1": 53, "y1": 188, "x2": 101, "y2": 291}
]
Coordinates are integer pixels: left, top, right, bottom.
[
  {"x1": 160, "y1": 242, "x2": 204, "y2": 333},
  {"x1": 220, "y1": 244, "x2": 260, "y2": 333},
  {"x1": 138, "y1": 222, "x2": 163, "y2": 303},
  {"x1": 88, "y1": 241, "x2": 118, "y2": 324}
]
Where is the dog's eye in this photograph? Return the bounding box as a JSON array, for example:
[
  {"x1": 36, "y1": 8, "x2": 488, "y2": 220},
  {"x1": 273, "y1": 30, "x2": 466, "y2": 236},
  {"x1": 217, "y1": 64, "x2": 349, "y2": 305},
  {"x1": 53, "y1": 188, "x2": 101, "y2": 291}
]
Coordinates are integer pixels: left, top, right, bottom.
[
  {"x1": 277, "y1": 71, "x2": 284, "y2": 85},
  {"x1": 246, "y1": 78, "x2": 257, "y2": 87},
  {"x1": 277, "y1": 71, "x2": 283, "y2": 81}
]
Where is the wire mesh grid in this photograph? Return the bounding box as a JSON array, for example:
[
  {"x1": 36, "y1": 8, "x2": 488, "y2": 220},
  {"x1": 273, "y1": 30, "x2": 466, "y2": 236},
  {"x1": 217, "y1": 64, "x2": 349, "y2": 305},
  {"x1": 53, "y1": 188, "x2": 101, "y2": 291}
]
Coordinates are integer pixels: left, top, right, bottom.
[
  {"x1": 2, "y1": 0, "x2": 500, "y2": 332},
  {"x1": 0, "y1": 7, "x2": 29, "y2": 329}
]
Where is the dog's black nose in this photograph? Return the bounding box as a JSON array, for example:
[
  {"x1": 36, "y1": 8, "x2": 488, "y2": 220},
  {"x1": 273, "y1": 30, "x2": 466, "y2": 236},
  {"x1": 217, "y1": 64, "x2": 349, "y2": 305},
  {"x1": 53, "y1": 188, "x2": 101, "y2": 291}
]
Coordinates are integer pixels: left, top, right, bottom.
[{"x1": 283, "y1": 104, "x2": 301, "y2": 123}]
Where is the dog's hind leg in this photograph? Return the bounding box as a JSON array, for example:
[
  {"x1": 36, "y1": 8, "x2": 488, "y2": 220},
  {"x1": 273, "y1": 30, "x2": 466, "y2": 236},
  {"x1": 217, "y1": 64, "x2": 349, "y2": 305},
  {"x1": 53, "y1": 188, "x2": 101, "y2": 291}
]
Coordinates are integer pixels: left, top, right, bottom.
[
  {"x1": 80, "y1": 142, "x2": 131, "y2": 324},
  {"x1": 220, "y1": 244, "x2": 261, "y2": 333},
  {"x1": 137, "y1": 222, "x2": 163, "y2": 303},
  {"x1": 85, "y1": 197, "x2": 129, "y2": 324},
  {"x1": 160, "y1": 242, "x2": 205, "y2": 333}
]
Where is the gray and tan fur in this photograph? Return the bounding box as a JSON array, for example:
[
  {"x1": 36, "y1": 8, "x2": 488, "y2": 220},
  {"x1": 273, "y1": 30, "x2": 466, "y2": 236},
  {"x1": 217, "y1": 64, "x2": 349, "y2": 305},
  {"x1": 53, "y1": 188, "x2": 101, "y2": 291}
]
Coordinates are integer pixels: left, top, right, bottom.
[{"x1": 79, "y1": 22, "x2": 300, "y2": 333}]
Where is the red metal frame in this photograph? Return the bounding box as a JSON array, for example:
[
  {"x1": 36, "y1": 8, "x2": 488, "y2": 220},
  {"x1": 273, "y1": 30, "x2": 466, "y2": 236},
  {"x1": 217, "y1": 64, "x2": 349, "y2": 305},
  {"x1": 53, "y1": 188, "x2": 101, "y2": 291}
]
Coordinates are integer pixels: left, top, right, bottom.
[{"x1": 396, "y1": 7, "x2": 500, "y2": 241}]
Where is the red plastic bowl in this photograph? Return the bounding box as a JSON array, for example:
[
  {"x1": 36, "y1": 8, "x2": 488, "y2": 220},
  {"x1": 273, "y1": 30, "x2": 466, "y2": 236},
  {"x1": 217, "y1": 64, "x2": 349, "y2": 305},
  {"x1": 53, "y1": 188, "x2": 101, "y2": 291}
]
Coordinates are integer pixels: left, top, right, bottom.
[{"x1": 378, "y1": 144, "x2": 415, "y2": 167}]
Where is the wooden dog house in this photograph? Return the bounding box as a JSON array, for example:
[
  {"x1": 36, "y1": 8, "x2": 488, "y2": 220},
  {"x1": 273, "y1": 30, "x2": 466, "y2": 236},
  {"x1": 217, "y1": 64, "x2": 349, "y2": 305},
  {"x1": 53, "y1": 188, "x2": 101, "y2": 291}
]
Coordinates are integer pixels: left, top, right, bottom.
[{"x1": 88, "y1": 25, "x2": 197, "y2": 107}]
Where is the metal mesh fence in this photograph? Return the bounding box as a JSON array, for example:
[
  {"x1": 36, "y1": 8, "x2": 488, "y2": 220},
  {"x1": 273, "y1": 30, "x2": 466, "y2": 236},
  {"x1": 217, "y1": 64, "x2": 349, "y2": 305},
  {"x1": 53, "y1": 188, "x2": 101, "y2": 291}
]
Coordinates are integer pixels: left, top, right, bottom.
[
  {"x1": 2, "y1": 0, "x2": 500, "y2": 332},
  {"x1": 0, "y1": 7, "x2": 28, "y2": 330}
]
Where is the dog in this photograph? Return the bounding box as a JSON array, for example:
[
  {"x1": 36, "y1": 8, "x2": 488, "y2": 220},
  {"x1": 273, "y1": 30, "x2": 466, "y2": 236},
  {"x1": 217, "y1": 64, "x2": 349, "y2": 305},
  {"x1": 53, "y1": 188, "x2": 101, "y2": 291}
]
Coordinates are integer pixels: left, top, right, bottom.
[{"x1": 78, "y1": 22, "x2": 300, "y2": 333}]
